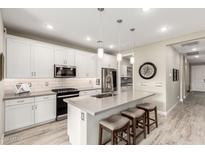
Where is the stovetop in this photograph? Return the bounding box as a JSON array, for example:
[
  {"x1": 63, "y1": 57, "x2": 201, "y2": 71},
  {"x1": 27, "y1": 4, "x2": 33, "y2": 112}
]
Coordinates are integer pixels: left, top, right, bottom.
[{"x1": 52, "y1": 88, "x2": 79, "y2": 93}]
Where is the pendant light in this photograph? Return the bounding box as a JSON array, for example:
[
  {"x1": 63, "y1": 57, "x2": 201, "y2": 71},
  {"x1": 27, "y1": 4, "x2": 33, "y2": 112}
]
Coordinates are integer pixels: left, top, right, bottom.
[
  {"x1": 116, "y1": 19, "x2": 123, "y2": 62},
  {"x1": 97, "y1": 8, "x2": 104, "y2": 58},
  {"x1": 129, "y1": 28, "x2": 135, "y2": 64},
  {"x1": 97, "y1": 40, "x2": 104, "y2": 58}
]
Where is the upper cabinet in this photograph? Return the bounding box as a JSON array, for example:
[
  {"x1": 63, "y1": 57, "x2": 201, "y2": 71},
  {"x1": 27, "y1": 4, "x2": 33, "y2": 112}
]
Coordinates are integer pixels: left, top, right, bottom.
[
  {"x1": 75, "y1": 50, "x2": 97, "y2": 78},
  {"x1": 102, "y1": 54, "x2": 117, "y2": 69},
  {"x1": 6, "y1": 36, "x2": 54, "y2": 78},
  {"x1": 7, "y1": 38, "x2": 31, "y2": 78},
  {"x1": 6, "y1": 35, "x2": 117, "y2": 79},
  {"x1": 31, "y1": 44, "x2": 54, "y2": 78},
  {"x1": 54, "y1": 46, "x2": 75, "y2": 66}
]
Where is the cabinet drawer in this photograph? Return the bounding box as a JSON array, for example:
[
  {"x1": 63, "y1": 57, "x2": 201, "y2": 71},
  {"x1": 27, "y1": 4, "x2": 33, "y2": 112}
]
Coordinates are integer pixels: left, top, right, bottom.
[
  {"x1": 5, "y1": 97, "x2": 35, "y2": 106},
  {"x1": 35, "y1": 95, "x2": 56, "y2": 102}
]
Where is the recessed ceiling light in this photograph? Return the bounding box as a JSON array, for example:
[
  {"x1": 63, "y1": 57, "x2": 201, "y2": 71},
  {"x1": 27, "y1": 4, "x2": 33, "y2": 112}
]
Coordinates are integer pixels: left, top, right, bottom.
[
  {"x1": 45, "y1": 24, "x2": 53, "y2": 30},
  {"x1": 142, "y1": 8, "x2": 150, "y2": 12},
  {"x1": 192, "y1": 47, "x2": 198, "y2": 51},
  {"x1": 86, "y1": 36, "x2": 91, "y2": 41},
  {"x1": 194, "y1": 55, "x2": 199, "y2": 58},
  {"x1": 109, "y1": 45, "x2": 114, "y2": 49},
  {"x1": 160, "y1": 26, "x2": 168, "y2": 32}
]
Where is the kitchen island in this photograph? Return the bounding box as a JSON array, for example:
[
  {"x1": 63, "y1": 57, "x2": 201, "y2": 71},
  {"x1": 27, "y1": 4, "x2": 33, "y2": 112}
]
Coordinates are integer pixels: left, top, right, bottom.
[{"x1": 64, "y1": 90, "x2": 155, "y2": 145}]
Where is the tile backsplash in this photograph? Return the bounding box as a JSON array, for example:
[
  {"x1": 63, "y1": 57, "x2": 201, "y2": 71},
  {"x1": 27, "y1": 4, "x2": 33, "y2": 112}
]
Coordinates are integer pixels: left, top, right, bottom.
[{"x1": 4, "y1": 78, "x2": 99, "y2": 94}]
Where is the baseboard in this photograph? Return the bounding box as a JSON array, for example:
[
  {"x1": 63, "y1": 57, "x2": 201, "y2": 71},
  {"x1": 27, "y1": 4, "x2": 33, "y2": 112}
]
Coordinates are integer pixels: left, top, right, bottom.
[
  {"x1": 166, "y1": 101, "x2": 179, "y2": 115},
  {"x1": 158, "y1": 101, "x2": 179, "y2": 117},
  {"x1": 157, "y1": 110, "x2": 167, "y2": 116}
]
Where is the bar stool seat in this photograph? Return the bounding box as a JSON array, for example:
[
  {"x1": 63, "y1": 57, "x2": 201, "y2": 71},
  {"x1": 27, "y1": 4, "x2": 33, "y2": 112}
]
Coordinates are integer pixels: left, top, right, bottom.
[
  {"x1": 121, "y1": 108, "x2": 145, "y2": 118},
  {"x1": 99, "y1": 114, "x2": 131, "y2": 145},
  {"x1": 137, "y1": 103, "x2": 156, "y2": 110},
  {"x1": 121, "y1": 108, "x2": 146, "y2": 144},
  {"x1": 99, "y1": 114, "x2": 130, "y2": 130}
]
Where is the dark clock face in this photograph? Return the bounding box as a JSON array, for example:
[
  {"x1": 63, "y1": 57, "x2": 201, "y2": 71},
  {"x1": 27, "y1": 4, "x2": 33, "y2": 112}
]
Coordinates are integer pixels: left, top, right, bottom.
[{"x1": 139, "y1": 62, "x2": 157, "y2": 79}]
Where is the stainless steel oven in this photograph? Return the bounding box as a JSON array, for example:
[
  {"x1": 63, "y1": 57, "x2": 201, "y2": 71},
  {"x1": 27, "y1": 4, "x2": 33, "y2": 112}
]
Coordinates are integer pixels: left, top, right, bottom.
[
  {"x1": 52, "y1": 88, "x2": 79, "y2": 120},
  {"x1": 54, "y1": 65, "x2": 76, "y2": 78}
]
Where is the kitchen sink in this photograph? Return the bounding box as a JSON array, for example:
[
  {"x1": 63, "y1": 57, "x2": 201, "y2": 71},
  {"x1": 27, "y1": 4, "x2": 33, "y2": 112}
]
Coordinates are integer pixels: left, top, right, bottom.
[{"x1": 92, "y1": 93, "x2": 117, "y2": 98}]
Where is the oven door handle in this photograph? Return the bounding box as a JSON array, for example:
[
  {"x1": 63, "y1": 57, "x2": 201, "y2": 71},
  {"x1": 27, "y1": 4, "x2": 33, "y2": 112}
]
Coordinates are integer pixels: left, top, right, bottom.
[{"x1": 57, "y1": 94, "x2": 79, "y2": 98}]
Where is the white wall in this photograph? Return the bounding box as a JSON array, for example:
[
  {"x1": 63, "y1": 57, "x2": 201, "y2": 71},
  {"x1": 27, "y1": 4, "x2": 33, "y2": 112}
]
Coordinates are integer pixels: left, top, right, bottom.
[
  {"x1": 191, "y1": 65, "x2": 205, "y2": 91},
  {"x1": 166, "y1": 47, "x2": 180, "y2": 111},
  {"x1": 122, "y1": 30, "x2": 205, "y2": 113},
  {"x1": 0, "y1": 9, "x2": 4, "y2": 144},
  {"x1": 132, "y1": 43, "x2": 167, "y2": 112}
]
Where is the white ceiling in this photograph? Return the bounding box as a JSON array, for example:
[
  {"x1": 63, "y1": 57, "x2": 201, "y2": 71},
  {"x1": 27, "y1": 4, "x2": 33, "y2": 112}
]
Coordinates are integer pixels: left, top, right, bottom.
[
  {"x1": 172, "y1": 38, "x2": 205, "y2": 64},
  {"x1": 3, "y1": 8, "x2": 205, "y2": 54}
]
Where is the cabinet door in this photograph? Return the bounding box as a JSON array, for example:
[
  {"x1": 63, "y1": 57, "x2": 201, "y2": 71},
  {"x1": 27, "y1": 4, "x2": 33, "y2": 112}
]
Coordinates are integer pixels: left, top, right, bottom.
[
  {"x1": 5, "y1": 100, "x2": 35, "y2": 132},
  {"x1": 102, "y1": 54, "x2": 117, "y2": 69},
  {"x1": 35, "y1": 96, "x2": 56, "y2": 123},
  {"x1": 7, "y1": 38, "x2": 31, "y2": 78},
  {"x1": 54, "y1": 47, "x2": 75, "y2": 65},
  {"x1": 87, "y1": 53, "x2": 97, "y2": 77},
  {"x1": 75, "y1": 50, "x2": 97, "y2": 78},
  {"x1": 75, "y1": 50, "x2": 89, "y2": 77},
  {"x1": 31, "y1": 44, "x2": 54, "y2": 78}
]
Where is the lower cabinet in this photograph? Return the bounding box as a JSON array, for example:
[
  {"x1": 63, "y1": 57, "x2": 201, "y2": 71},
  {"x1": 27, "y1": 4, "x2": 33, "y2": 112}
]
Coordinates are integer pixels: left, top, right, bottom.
[
  {"x1": 5, "y1": 98, "x2": 35, "y2": 132},
  {"x1": 5, "y1": 95, "x2": 56, "y2": 132},
  {"x1": 34, "y1": 95, "x2": 56, "y2": 124}
]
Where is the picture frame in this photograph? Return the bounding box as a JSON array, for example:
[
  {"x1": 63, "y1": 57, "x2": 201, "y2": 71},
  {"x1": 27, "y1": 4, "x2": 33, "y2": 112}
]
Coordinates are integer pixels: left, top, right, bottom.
[{"x1": 173, "y1": 69, "x2": 179, "y2": 82}]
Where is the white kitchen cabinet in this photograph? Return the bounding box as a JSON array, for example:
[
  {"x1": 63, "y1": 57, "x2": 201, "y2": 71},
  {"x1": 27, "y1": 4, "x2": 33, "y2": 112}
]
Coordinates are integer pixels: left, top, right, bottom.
[
  {"x1": 34, "y1": 95, "x2": 56, "y2": 123},
  {"x1": 54, "y1": 47, "x2": 75, "y2": 65},
  {"x1": 5, "y1": 98, "x2": 35, "y2": 132},
  {"x1": 102, "y1": 54, "x2": 117, "y2": 69},
  {"x1": 31, "y1": 44, "x2": 54, "y2": 78},
  {"x1": 5, "y1": 95, "x2": 56, "y2": 133},
  {"x1": 75, "y1": 50, "x2": 97, "y2": 78},
  {"x1": 6, "y1": 38, "x2": 31, "y2": 78}
]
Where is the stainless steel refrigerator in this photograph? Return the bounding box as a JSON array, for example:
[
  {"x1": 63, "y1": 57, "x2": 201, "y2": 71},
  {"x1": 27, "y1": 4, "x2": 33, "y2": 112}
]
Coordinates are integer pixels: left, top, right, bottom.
[{"x1": 101, "y1": 68, "x2": 117, "y2": 93}]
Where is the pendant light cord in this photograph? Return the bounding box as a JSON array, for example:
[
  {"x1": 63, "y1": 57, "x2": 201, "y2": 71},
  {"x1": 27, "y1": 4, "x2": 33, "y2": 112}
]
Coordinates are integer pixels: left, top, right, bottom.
[{"x1": 98, "y1": 9, "x2": 103, "y2": 48}]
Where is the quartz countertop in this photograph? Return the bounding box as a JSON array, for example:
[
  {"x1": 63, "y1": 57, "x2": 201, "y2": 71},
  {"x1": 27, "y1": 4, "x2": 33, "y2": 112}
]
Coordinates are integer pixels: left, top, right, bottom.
[
  {"x1": 3, "y1": 91, "x2": 56, "y2": 100},
  {"x1": 78, "y1": 87, "x2": 101, "y2": 91},
  {"x1": 64, "y1": 90, "x2": 155, "y2": 116}
]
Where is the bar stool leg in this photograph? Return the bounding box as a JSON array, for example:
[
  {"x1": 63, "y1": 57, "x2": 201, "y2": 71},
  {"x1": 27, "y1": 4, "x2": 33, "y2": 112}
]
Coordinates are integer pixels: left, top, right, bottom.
[
  {"x1": 127, "y1": 123, "x2": 130, "y2": 145},
  {"x1": 155, "y1": 107, "x2": 158, "y2": 128},
  {"x1": 99, "y1": 125, "x2": 103, "y2": 145},
  {"x1": 132, "y1": 119, "x2": 136, "y2": 145},
  {"x1": 147, "y1": 111, "x2": 150, "y2": 134},
  {"x1": 111, "y1": 131, "x2": 115, "y2": 145},
  {"x1": 143, "y1": 113, "x2": 146, "y2": 138}
]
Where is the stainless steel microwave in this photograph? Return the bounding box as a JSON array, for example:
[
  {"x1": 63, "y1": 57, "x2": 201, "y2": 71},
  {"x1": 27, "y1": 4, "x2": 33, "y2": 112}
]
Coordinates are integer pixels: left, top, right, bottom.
[{"x1": 54, "y1": 65, "x2": 76, "y2": 78}]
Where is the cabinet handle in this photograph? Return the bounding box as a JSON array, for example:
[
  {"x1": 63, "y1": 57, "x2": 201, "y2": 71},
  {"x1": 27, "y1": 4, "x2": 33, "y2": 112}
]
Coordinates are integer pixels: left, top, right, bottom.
[
  {"x1": 34, "y1": 72, "x2": 36, "y2": 76},
  {"x1": 35, "y1": 105, "x2": 37, "y2": 109},
  {"x1": 32, "y1": 105, "x2": 34, "y2": 110},
  {"x1": 31, "y1": 72, "x2": 33, "y2": 76}
]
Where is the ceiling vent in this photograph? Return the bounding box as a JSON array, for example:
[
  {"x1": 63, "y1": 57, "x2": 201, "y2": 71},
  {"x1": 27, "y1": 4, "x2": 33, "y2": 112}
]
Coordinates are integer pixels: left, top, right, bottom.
[
  {"x1": 181, "y1": 41, "x2": 199, "y2": 47},
  {"x1": 186, "y1": 51, "x2": 199, "y2": 56}
]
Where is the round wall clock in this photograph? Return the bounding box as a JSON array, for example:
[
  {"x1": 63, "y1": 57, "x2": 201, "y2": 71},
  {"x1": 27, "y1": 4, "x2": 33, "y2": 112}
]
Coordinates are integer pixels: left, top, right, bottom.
[{"x1": 139, "y1": 62, "x2": 157, "y2": 79}]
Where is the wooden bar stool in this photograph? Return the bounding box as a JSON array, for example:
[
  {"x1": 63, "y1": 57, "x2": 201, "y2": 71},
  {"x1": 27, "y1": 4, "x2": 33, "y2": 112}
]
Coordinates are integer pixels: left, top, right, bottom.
[
  {"x1": 137, "y1": 103, "x2": 158, "y2": 134},
  {"x1": 99, "y1": 114, "x2": 130, "y2": 145},
  {"x1": 121, "y1": 108, "x2": 146, "y2": 145}
]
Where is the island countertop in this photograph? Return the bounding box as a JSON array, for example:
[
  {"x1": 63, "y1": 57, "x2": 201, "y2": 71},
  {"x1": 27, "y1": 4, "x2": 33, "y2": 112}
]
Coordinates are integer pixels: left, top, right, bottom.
[{"x1": 64, "y1": 90, "x2": 155, "y2": 116}]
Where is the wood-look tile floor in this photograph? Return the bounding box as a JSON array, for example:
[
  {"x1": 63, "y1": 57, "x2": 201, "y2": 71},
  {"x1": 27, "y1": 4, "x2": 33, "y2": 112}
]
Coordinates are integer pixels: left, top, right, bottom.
[{"x1": 4, "y1": 92, "x2": 205, "y2": 145}]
